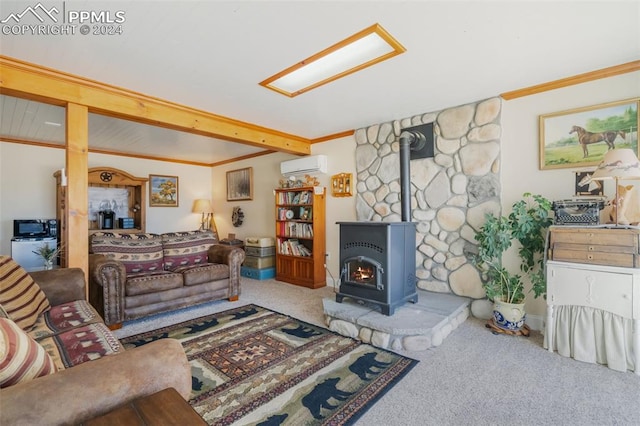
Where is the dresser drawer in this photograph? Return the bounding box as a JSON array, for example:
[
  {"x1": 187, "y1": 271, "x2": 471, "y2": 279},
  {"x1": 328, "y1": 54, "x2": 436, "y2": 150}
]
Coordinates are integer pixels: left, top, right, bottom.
[
  {"x1": 551, "y1": 245, "x2": 637, "y2": 268},
  {"x1": 549, "y1": 228, "x2": 639, "y2": 248}
]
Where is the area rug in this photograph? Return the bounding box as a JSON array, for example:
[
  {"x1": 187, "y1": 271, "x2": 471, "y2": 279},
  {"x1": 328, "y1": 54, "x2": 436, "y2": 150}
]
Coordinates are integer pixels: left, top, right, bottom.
[{"x1": 120, "y1": 304, "x2": 418, "y2": 425}]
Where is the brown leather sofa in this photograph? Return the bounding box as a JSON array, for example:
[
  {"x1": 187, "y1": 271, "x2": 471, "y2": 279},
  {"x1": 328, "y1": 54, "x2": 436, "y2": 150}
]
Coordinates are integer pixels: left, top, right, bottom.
[
  {"x1": 0, "y1": 265, "x2": 191, "y2": 425},
  {"x1": 89, "y1": 230, "x2": 244, "y2": 328}
]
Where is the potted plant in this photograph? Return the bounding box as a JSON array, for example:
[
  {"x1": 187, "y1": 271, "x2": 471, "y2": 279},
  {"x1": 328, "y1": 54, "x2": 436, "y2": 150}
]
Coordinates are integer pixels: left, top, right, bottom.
[
  {"x1": 473, "y1": 192, "x2": 552, "y2": 331},
  {"x1": 32, "y1": 242, "x2": 63, "y2": 270}
]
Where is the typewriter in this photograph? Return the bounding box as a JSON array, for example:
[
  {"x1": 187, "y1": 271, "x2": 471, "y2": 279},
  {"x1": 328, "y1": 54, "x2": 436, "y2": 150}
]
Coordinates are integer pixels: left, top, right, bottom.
[{"x1": 552, "y1": 197, "x2": 606, "y2": 226}]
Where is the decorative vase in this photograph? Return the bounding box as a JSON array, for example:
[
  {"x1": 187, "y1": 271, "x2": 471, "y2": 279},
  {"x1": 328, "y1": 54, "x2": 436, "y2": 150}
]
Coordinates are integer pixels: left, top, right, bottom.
[
  {"x1": 43, "y1": 259, "x2": 53, "y2": 270},
  {"x1": 492, "y1": 298, "x2": 526, "y2": 331}
]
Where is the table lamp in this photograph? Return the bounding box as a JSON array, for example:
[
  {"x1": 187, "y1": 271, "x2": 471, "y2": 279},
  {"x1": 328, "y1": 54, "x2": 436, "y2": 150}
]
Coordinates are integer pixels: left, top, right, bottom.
[
  {"x1": 590, "y1": 148, "x2": 640, "y2": 226},
  {"x1": 192, "y1": 199, "x2": 218, "y2": 236}
]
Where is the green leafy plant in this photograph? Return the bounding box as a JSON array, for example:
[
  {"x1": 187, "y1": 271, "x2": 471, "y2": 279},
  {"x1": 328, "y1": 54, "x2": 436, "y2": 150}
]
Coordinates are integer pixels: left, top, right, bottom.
[
  {"x1": 32, "y1": 242, "x2": 63, "y2": 262},
  {"x1": 473, "y1": 193, "x2": 552, "y2": 304}
]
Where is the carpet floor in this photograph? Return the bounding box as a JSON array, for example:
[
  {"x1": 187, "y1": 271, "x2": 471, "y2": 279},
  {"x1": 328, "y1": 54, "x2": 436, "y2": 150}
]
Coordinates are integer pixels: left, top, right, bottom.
[{"x1": 120, "y1": 304, "x2": 418, "y2": 425}]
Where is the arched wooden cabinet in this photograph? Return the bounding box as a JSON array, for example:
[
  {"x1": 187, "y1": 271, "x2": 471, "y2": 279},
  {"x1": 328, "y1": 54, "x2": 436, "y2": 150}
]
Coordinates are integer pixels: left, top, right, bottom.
[{"x1": 54, "y1": 167, "x2": 147, "y2": 266}]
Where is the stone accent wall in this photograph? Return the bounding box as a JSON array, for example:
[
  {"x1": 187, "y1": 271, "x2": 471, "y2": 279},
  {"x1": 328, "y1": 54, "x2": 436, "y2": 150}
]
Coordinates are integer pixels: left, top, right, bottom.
[{"x1": 353, "y1": 97, "x2": 502, "y2": 318}]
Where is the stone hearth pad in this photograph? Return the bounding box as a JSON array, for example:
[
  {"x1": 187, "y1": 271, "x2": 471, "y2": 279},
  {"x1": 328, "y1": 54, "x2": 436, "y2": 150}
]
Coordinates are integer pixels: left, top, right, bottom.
[{"x1": 323, "y1": 290, "x2": 470, "y2": 352}]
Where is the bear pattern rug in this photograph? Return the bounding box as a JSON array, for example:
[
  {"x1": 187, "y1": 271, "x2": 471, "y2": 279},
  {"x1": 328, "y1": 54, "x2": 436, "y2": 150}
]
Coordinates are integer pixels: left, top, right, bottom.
[{"x1": 121, "y1": 304, "x2": 418, "y2": 425}]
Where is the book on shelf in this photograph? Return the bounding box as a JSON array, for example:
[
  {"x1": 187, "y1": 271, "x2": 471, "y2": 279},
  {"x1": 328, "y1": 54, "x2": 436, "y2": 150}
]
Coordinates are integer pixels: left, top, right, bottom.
[{"x1": 278, "y1": 239, "x2": 312, "y2": 257}]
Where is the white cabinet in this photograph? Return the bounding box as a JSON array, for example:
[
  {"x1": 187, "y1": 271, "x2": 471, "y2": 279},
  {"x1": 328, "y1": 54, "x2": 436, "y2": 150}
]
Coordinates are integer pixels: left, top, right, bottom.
[{"x1": 546, "y1": 260, "x2": 640, "y2": 374}]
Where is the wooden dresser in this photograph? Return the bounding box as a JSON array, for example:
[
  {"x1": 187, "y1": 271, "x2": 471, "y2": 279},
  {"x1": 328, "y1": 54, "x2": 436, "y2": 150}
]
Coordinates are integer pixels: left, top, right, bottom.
[
  {"x1": 548, "y1": 226, "x2": 640, "y2": 268},
  {"x1": 546, "y1": 226, "x2": 640, "y2": 374}
]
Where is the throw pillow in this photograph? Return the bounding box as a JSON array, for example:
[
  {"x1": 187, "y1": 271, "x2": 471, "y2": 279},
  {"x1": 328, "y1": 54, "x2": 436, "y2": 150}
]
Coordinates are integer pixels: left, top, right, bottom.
[
  {"x1": 0, "y1": 317, "x2": 57, "y2": 388},
  {"x1": 0, "y1": 256, "x2": 51, "y2": 330}
]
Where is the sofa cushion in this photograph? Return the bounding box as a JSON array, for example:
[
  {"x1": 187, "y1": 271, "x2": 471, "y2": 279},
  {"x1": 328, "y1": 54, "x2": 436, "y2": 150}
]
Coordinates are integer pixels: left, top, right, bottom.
[
  {"x1": 0, "y1": 256, "x2": 51, "y2": 330},
  {"x1": 37, "y1": 322, "x2": 123, "y2": 370},
  {"x1": 162, "y1": 230, "x2": 217, "y2": 270},
  {"x1": 126, "y1": 271, "x2": 183, "y2": 297},
  {"x1": 28, "y1": 300, "x2": 102, "y2": 341},
  {"x1": 173, "y1": 263, "x2": 230, "y2": 286},
  {"x1": 0, "y1": 317, "x2": 56, "y2": 388},
  {"x1": 90, "y1": 233, "x2": 165, "y2": 274}
]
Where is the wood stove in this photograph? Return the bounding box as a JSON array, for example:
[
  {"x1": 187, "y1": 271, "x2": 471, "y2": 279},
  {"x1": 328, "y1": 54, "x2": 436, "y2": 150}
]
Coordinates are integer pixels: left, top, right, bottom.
[
  {"x1": 336, "y1": 222, "x2": 417, "y2": 315},
  {"x1": 335, "y1": 123, "x2": 432, "y2": 315}
]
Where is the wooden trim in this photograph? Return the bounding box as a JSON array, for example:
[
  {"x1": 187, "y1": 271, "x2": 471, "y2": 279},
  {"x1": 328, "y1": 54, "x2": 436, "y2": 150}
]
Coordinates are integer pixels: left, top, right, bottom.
[
  {"x1": 88, "y1": 147, "x2": 212, "y2": 167},
  {"x1": 0, "y1": 55, "x2": 311, "y2": 155},
  {"x1": 211, "y1": 150, "x2": 276, "y2": 167},
  {"x1": 501, "y1": 60, "x2": 640, "y2": 100},
  {"x1": 0, "y1": 136, "x2": 61, "y2": 149},
  {"x1": 0, "y1": 137, "x2": 213, "y2": 167},
  {"x1": 310, "y1": 130, "x2": 354, "y2": 143}
]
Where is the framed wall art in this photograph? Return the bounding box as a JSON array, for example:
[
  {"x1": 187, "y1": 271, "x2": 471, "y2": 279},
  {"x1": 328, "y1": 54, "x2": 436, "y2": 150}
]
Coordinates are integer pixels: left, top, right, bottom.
[
  {"x1": 149, "y1": 174, "x2": 179, "y2": 207},
  {"x1": 574, "y1": 171, "x2": 604, "y2": 196},
  {"x1": 539, "y1": 98, "x2": 639, "y2": 170},
  {"x1": 226, "y1": 167, "x2": 253, "y2": 201}
]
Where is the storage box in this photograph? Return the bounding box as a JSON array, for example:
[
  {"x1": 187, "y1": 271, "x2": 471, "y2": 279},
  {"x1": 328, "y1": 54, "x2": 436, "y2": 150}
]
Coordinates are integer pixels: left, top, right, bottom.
[
  {"x1": 245, "y1": 246, "x2": 275, "y2": 257},
  {"x1": 552, "y1": 198, "x2": 604, "y2": 226},
  {"x1": 243, "y1": 255, "x2": 275, "y2": 269},
  {"x1": 241, "y1": 266, "x2": 275, "y2": 280},
  {"x1": 118, "y1": 218, "x2": 135, "y2": 229},
  {"x1": 245, "y1": 237, "x2": 275, "y2": 248}
]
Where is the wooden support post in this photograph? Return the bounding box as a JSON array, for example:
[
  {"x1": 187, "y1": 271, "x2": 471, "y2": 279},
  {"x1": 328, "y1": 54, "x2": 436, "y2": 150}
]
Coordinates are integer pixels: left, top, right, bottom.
[{"x1": 66, "y1": 103, "x2": 89, "y2": 298}]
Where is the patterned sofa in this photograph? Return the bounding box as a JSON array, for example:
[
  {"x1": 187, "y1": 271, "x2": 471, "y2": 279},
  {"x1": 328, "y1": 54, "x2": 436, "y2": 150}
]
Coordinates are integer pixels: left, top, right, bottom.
[
  {"x1": 0, "y1": 256, "x2": 191, "y2": 425},
  {"x1": 89, "y1": 230, "x2": 244, "y2": 328}
]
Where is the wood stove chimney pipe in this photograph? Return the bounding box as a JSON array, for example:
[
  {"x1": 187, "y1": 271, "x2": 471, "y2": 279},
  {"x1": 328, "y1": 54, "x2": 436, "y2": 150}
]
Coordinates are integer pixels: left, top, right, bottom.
[{"x1": 398, "y1": 130, "x2": 427, "y2": 222}]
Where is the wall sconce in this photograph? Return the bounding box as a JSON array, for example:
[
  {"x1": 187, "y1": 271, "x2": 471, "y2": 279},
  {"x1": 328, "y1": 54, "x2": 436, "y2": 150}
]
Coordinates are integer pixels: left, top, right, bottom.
[{"x1": 192, "y1": 199, "x2": 218, "y2": 237}]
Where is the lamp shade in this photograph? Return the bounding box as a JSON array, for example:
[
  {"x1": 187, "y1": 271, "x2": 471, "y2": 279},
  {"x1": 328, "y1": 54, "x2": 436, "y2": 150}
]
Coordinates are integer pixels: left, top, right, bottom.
[
  {"x1": 590, "y1": 149, "x2": 640, "y2": 181},
  {"x1": 192, "y1": 199, "x2": 213, "y2": 213}
]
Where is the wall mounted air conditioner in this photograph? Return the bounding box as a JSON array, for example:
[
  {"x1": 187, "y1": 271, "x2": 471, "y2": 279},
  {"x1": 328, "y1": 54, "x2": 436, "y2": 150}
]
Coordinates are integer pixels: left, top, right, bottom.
[{"x1": 280, "y1": 155, "x2": 328, "y2": 177}]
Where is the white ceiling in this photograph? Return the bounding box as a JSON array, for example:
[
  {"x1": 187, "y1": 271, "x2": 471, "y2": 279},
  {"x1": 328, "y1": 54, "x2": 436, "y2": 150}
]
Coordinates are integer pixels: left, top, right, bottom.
[{"x1": 1, "y1": 1, "x2": 638, "y2": 164}]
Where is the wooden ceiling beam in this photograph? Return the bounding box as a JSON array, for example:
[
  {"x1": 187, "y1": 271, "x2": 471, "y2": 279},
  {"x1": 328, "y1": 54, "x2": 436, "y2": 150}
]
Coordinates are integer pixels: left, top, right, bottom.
[{"x1": 0, "y1": 55, "x2": 311, "y2": 156}]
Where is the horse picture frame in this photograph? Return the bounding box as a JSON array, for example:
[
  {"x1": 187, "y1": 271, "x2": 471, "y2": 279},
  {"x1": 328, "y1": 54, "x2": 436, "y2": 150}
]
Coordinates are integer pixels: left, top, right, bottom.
[{"x1": 539, "y1": 98, "x2": 639, "y2": 170}]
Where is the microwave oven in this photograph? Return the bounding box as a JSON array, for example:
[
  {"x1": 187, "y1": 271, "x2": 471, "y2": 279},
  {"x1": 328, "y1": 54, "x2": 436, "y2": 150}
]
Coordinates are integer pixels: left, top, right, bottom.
[{"x1": 13, "y1": 219, "x2": 58, "y2": 239}]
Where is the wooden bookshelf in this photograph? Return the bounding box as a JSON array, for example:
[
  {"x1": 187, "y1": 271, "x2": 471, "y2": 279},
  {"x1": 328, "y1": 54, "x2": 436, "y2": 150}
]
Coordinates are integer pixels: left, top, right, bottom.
[{"x1": 275, "y1": 186, "x2": 326, "y2": 288}]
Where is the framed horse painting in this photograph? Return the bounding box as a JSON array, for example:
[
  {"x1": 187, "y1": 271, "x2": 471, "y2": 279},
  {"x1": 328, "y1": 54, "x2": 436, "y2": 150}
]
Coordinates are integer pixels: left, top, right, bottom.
[{"x1": 539, "y1": 97, "x2": 639, "y2": 170}]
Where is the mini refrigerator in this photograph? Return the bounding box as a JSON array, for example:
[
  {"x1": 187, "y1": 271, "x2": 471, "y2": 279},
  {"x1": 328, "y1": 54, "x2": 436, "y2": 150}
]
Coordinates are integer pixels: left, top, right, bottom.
[{"x1": 11, "y1": 237, "x2": 57, "y2": 272}]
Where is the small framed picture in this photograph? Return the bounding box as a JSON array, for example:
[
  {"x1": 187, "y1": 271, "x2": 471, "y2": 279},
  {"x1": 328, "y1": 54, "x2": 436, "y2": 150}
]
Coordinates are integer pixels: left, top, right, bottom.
[
  {"x1": 149, "y1": 175, "x2": 179, "y2": 207},
  {"x1": 226, "y1": 167, "x2": 253, "y2": 201}
]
